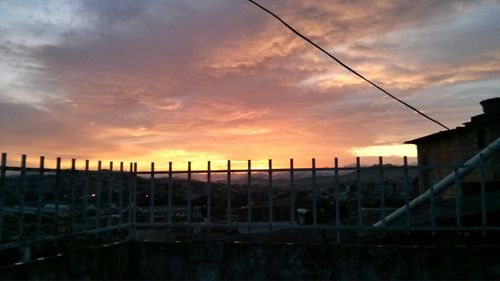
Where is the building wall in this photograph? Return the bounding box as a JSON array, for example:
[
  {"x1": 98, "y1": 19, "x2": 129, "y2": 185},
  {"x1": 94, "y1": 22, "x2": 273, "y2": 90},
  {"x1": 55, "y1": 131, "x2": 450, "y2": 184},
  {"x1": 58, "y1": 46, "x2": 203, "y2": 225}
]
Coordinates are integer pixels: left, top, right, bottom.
[{"x1": 416, "y1": 127, "x2": 500, "y2": 198}]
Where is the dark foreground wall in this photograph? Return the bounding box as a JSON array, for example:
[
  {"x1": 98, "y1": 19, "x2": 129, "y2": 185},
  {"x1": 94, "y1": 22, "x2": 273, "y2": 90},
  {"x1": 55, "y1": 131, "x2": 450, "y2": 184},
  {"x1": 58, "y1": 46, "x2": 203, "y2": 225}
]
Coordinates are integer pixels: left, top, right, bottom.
[{"x1": 2, "y1": 241, "x2": 500, "y2": 280}]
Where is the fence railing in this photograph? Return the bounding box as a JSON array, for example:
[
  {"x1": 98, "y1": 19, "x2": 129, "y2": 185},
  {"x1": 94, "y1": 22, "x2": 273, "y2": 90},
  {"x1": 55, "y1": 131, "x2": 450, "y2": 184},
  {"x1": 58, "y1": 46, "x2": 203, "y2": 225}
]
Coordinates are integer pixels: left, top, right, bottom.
[{"x1": 1, "y1": 152, "x2": 499, "y2": 253}]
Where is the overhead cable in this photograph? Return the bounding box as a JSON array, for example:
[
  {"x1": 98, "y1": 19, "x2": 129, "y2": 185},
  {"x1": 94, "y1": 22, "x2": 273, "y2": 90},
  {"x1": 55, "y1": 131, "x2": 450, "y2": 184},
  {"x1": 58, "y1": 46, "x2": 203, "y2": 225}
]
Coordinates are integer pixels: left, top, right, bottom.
[{"x1": 246, "y1": 0, "x2": 451, "y2": 131}]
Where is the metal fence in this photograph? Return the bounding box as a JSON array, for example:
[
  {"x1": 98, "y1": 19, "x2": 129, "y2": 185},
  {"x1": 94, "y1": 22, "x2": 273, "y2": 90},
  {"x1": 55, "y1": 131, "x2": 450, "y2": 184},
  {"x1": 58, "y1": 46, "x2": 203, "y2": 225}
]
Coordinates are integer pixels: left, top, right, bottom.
[{"x1": 1, "y1": 151, "x2": 499, "y2": 253}]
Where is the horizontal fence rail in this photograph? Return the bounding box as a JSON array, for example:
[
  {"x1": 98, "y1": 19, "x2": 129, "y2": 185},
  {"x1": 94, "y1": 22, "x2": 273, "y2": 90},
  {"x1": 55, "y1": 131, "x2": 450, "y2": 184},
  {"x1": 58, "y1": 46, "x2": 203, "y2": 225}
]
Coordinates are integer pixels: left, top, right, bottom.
[{"x1": 1, "y1": 152, "x2": 499, "y2": 255}]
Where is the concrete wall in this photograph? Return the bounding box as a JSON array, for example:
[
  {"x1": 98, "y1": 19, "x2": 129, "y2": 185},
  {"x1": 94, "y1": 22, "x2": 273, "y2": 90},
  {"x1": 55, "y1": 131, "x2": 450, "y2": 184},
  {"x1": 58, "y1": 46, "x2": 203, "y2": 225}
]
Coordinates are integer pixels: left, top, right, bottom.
[{"x1": 2, "y1": 241, "x2": 500, "y2": 280}]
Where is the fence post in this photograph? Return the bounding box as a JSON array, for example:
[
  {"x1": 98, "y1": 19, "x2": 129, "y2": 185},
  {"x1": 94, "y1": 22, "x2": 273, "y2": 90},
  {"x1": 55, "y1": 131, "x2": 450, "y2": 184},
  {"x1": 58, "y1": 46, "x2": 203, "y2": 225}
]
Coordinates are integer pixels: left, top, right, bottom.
[
  {"x1": 379, "y1": 157, "x2": 386, "y2": 228},
  {"x1": 83, "y1": 160, "x2": 89, "y2": 231},
  {"x1": 0, "y1": 153, "x2": 5, "y2": 243},
  {"x1": 168, "y1": 162, "x2": 172, "y2": 225},
  {"x1": 226, "y1": 160, "x2": 231, "y2": 224},
  {"x1": 268, "y1": 159, "x2": 273, "y2": 229},
  {"x1": 334, "y1": 158, "x2": 340, "y2": 244},
  {"x1": 119, "y1": 162, "x2": 124, "y2": 226},
  {"x1": 187, "y1": 161, "x2": 192, "y2": 224},
  {"x1": 96, "y1": 160, "x2": 102, "y2": 231},
  {"x1": 454, "y1": 164, "x2": 462, "y2": 230},
  {"x1": 130, "y1": 162, "x2": 137, "y2": 240},
  {"x1": 70, "y1": 158, "x2": 76, "y2": 234},
  {"x1": 247, "y1": 160, "x2": 252, "y2": 227},
  {"x1": 54, "y1": 157, "x2": 61, "y2": 234},
  {"x1": 18, "y1": 154, "x2": 26, "y2": 239},
  {"x1": 207, "y1": 161, "x2": 211, "y2": 223},
  {"x1": 290, "y1": 159, "x2": 295, "y2": 224},
  {"x1": 312, "y1": 158, "x2": 317, "y2": 226},
  {"x1": 150, "y1": 162, "x2": 155, "y2": 225},
  {"x1": 108, "y1": 161, "x2": 113, "y2": 231},
  {"x1": 479, "y1": 154, "x2": 487, "y2": 232},
  {"x1": 356, "y1": 157, "x2": 363, "y2": 226},
  {"x1": 429, "y1": 157, "x2": 436, "y2": 234},
  {"x1": 36, "y1": 156, "x2": 44, "y2": 238},
  {"x1": 403, "y1": 156, "x2": 411, "y2": 229},
  {"x1": 128, "y1": 162, "x2": 133, "y2": 237}
]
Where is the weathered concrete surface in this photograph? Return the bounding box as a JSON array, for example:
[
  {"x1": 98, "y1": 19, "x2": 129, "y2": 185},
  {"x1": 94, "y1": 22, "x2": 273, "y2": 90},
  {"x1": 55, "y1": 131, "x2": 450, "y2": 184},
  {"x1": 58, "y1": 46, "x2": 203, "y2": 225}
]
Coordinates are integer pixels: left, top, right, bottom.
[
  {"x1": 135, "y1": 242, "x2": 500, "y2": 280},
  {"x1": 0, "y1": 241, "x2": 135, "y2": 280},
  {"x1": 2, "y1": 241, "x2": 500, "y2": 280}
]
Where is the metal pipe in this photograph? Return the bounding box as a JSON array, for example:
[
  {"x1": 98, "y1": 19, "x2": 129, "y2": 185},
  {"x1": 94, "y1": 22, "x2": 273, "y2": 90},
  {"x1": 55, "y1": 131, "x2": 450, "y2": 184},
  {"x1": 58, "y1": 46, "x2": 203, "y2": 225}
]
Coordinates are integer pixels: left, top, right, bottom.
[{"x1": 374, "y1": 137, "x2": 500, "y2": 227}]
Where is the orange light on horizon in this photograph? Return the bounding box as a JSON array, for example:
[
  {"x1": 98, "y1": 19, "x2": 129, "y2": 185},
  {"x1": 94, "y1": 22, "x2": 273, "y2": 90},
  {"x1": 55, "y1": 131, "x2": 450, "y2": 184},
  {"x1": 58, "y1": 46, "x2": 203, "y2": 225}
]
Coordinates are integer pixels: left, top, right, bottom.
[{"x1": 348, "y1": 144, "x2": 417, "y2": 158}]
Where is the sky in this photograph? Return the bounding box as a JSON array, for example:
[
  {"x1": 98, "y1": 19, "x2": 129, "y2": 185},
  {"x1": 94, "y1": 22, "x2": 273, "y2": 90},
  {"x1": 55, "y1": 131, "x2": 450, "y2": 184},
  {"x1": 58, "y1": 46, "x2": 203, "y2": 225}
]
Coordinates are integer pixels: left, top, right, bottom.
[{"x1": 1, "y1": 0, "x2": 499, "y2": 170}]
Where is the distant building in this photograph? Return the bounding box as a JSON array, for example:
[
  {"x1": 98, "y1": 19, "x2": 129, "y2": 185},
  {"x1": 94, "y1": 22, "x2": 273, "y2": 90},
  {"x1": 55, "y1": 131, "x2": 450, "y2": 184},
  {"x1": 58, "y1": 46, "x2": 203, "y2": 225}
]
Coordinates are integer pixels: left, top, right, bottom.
[{"x1": 405, "y1": 98, "x2": 500, "y2": 198}]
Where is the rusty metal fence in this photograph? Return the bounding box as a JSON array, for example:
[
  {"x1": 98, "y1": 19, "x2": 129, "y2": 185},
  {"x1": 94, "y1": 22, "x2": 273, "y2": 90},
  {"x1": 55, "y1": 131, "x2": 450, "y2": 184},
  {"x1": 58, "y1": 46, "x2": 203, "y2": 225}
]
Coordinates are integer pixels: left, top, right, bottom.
[{"x1": 1, "y1": 151, "x2": 499, "y2": 254}]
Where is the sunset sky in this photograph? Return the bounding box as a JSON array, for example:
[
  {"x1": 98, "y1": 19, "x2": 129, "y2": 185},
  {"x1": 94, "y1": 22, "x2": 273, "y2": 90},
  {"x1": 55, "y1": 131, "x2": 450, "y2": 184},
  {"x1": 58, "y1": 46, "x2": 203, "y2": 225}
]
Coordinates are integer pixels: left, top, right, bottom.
[{"x1": 1, "y1": 0, "x2": 499, "y2": 170}]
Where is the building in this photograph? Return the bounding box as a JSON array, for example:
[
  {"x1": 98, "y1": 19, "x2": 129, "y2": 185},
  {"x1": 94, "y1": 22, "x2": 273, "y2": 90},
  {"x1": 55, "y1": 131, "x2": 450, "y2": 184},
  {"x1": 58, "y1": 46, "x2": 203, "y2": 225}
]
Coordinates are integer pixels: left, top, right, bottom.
[{"x1": 405, "y1": 98, "x2": 500, "y2": 198}]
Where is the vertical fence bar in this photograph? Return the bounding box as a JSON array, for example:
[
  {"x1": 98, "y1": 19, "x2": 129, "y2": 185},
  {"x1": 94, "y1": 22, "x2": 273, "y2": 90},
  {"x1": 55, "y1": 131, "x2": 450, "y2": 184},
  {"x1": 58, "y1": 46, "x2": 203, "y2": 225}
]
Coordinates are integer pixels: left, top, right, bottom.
[
  {"x1": 312, "y1": 158, "x2": 317, "y2": 225},
  {"x1": 119, "y1": 162, "x2": 124, "y2": 226},
  {"x1": 454, "y1": 165, "x2": 462, "y2": 229},
  {"x1": 18, "y1": 154, "x2": 26, "y2": 239},
  {"x1": 108, "y1": 161, "x2": 113, "y2": 230},
  {"x1": 403, "y1": 156, "x2": 411, "y2": 229},
  {"x1": 267, "y1": 159, "x2": 273, "y2": 226},
  {"x1": 379, "y1": 157, "x2": 386, "y2": 228},
  {"x1": 96, "y1": 160, "x2": 102, "y2": 230},
  {"x1": 187, "y1": 161, "x2": 192, "y2": 224},
  {"x1": 429, "y1": 159, "x2": 436, "y2": 232},
  {"x1": 150, "y1": 162, "x2": 155, "y2": 225},
  {"x1": 131, "y1": 162, "x2": 138, "y2": 239},
  {"x1": 207, "y1": 161, "x2": 211, "y2": 223},
  {"x1": 70, "y1": 158, "x2": 76, "y2": 233},
  {"x1": 84, "y1": 160, "x2": 89, "y2": 231},
  {"x1": 0, "y1": 153, "x2": 5, "y2": 242},
  {"x1": 54, "y1": 157, "x2": 61, "y2": 234},
  {"x1": 226, "y1": 160, "x2": 231, "y2": 224},
  {"x1": 290, "y1": 159, "x2": 295, "y2": 224},
  {"x1": 36, "y1": 156, "x2": 44, "y2": 238},
  {"x1": 247, "y1": 160, "x2": 252, "y2": 225},
  {"x1": 168, "y1": 162, "x2": 172, "y2": 225},
  {"x1": 133, "y1": 163, "x2": 137, "y2": 226},
  {"x1": 128, "y1": 163, "x2": 133, "y2": 233},
  {"x1": 479, "y1": 154, "x2": 487, "y2": 228},
  {"x1": 268, "y1": 159, "x2": 273, "y2": 228},
  {"x1": 356, "y1": 157, "x2": 363, "y2": 226},
  {"x1": 334, "y1": 158, "x2": 340, "y2": 244}
]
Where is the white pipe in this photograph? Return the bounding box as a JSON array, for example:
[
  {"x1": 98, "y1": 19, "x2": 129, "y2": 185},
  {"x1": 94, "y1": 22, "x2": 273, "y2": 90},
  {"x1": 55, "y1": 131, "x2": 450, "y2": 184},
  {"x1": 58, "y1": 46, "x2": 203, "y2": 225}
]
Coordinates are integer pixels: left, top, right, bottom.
[{"x1": 374, "y1": 137, "x2": 500, "y2": 227}]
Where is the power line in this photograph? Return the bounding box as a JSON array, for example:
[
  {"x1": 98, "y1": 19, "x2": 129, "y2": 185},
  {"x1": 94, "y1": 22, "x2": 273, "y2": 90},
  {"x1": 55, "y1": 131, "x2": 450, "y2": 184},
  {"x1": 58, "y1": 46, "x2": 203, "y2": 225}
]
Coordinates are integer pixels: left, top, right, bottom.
[{"x1": 246, "y1": 0, "x2": 451, "y2": 131}]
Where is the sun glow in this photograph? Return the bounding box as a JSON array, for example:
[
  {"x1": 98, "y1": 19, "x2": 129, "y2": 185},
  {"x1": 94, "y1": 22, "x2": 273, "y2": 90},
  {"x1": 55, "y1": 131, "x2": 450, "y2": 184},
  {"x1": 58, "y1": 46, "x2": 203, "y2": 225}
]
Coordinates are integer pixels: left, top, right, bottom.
[{"x1": 348, "y1": 144, "x2": 417, "y2": 157}]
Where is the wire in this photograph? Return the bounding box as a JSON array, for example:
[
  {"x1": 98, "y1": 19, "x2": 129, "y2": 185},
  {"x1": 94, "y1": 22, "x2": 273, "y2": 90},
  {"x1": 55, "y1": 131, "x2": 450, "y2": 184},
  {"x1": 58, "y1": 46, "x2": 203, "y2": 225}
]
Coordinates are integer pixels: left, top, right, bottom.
[{"x1": 246, "y1": 0, "x2": 451, "y2": 131}]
